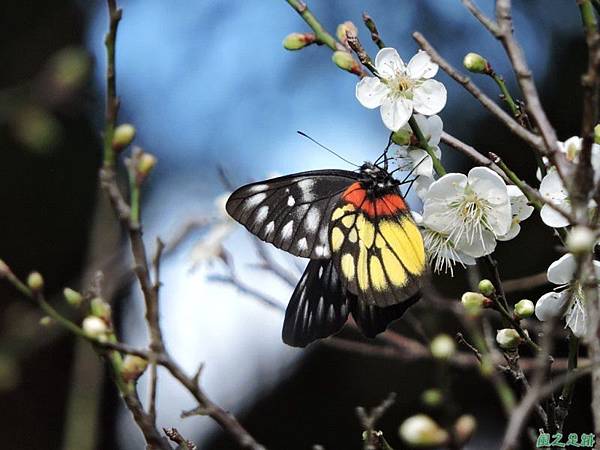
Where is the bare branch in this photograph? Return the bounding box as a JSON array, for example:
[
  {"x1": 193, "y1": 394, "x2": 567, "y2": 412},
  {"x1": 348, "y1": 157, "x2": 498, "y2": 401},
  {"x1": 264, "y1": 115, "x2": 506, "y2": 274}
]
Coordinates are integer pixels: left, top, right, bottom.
[{"x1": 412, "y1": 32, "x2": 544, "y2": 153}]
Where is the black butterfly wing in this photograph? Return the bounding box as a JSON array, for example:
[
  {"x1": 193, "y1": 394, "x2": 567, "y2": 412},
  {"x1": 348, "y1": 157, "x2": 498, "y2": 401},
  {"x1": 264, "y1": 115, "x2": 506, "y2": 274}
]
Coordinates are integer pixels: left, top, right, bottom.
[
  {"x1": 226, "y1": 170, "x2": 358, "y2": 259},
  {"x1": 282, "y1": 259, "x2": 350, "y2": 347},
  {"x1": 350, "y1": 292, "x2": 420, "y2": 337}
]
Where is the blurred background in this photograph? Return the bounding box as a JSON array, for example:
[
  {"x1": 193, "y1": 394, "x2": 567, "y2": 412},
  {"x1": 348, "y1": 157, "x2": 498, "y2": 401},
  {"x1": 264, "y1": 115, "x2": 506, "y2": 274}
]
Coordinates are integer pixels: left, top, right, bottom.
[{"x1": 0, "y1": 0, "x2": 593, "y2": 449}]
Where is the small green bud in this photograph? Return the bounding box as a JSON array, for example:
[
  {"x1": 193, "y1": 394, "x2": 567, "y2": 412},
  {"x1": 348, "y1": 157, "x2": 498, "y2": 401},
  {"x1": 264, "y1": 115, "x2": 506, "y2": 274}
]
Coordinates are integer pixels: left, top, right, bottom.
[
  {"x1": 336, "y1": 21, "x2": 358, "y2": 46},
  {"x1": 137, "y1": 152, "x2": 157, "y2": 178},
  {"x1": 391, "y1": 129, "x2": 412, "y2": 146},
  {"x1": 514, "y1": 299, "x2": 535, "y2": 319},
  {"x1": 331, "y1": 51, "x2": 361, "y2": 75},
  {"x1": 454, "y1": 414, "x2": 477, "y2": 445},
  {"x1": 82, "y1": 316, "x2": 108, "y2": 340},
  {"x1": 39, "y1": 316, "x2": 53, "y2": 327},
  {"x1": 496, "y1": 328, "x2": 521, "y2": 350},
  {"x1": 48, "y1": 47, "x2": 90, "y2": 91},
  {"x1": 112, "y1": 123, "x2": 136, "y2": 152},
  {"x1": 399, "y1": 414, "x2": 449, "y2": 446},
  {"x1": 595, "y1": 124, "x2": 600, "y2": 144},
  {"x1": 421, "y1": 388, "x2": 443, "y2": 407},
  {"x1": 478, "y1": 279, "x2": 495, "y2": 296},
  {"x1": 463, "y1": 52, "x2": 489, "y2": 74},
  {"x1": 121, "y1": 355, "x2": 149, "y2": 382},
  {"x1": 283, "y1": 32, "x2": 316, "y2": 51},
  {"x1": 461, "y1": 292, "x2": 485, "y2": 316},
  {"x1": 27, "y1": 272, "x2": 44, "y2": 292},
  {"x1": 63, "y1": 287, "x2": 83, "y2": 307},
  {"x1": 566, "y1": 226, "x2": 595, "y2": 255},
  {"x1": 90, "y1": 297, "x2": 112, "y2": 322},
  {"x1": 430, "y1": 334, "x2": 456, "y2": 360}
]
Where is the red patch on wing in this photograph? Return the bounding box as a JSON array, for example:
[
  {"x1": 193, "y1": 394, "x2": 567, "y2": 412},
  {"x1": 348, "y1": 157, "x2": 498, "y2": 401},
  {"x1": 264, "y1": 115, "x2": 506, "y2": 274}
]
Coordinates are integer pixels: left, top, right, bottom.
[{"x1": 342, "y1": 182, "x2": 407, "y2": 217}]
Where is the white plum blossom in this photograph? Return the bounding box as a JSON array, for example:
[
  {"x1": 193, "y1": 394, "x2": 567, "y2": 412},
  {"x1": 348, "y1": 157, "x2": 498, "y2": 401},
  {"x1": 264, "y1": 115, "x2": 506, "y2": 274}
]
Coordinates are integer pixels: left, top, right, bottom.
[
  {"x1": 538, "y1": 136, "x2": 600, "y2": 228},
  {"x1": 413, "y1": 212, "x2": 476, "y2": 276},
  {"x1": 539, "y1": 167, "x2": 571, "y2": 228},
  {"x1": 356, "y1": 48, "x2": 447, "y2": 131},
  {"x1": 497, "y1": 185, "x2": 534, "y2": 241},
  {"x1": 535, "y1": 253, "x2": 600, "y2": 338},
  {"x1": 395, "y1": 114, "x2": 443, "y2": 179},
  {"x1": 422, "y1": 167, "x2": 511, "y2": 258}
]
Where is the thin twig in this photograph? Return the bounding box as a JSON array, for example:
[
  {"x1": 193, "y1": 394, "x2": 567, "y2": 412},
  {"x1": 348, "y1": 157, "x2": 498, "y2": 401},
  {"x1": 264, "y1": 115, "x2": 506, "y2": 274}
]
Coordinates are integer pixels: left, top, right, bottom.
[{"x1": 412, "y1": 32, "x2": 544, "y2": 153}]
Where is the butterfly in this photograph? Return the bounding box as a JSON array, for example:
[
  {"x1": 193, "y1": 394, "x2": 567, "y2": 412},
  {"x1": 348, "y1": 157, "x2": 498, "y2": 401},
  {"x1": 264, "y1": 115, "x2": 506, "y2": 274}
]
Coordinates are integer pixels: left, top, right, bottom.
[{"x1": 226, "y1": 159, "x2": 426, "y2": 347}]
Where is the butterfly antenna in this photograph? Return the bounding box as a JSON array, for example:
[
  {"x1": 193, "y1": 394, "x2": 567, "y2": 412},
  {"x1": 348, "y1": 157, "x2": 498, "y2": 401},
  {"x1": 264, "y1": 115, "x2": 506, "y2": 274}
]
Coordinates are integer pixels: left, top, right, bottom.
[
  {"x1": 297, "y1": 131, "x2": 360, "y2": 167},
  {"x1": 390, "y1": 155, "x2": 430, "y2": 181},
  {"x1": 374, "y1": 132, "x2": 394, "y2": 168}
]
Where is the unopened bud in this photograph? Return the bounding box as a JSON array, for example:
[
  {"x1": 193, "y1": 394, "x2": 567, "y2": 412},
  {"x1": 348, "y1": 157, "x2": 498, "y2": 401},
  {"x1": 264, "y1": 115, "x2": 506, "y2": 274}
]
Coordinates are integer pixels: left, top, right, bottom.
[
  {"x1": 392, "y1": 129, "x2": 412, "y2": 146},
  {"x1": 478, "y1": 279, "x2": 495, "y2": 296},
  {"x1": 112, "y1": 123, "x2": 136, "y2": 151},
  {"x1": 461, "y1": 291, "x2": 485, "y2": 316},
  {"x1": 463, "y1": 52, "x2": 489, "y2": 74},
  {"x1": 82, "y1": 316, "x2": 108, "y2": 339},
  {"x1": 90, "y1": 297, "x2": 112, "y2": 322},
  {"x1": 421, "y1": 388, "x2": 443, "y2": 407},
  {"x1": 283, "y1": 32, "x2": 316, "y2": 51},
  {"x1": 63, "y1": 287, "x2": 83, "y2": 307},
  {"x1": 336, "y1": 21, "x2": 357, "y2": 47},
  {"x1": 121, "y1": 355, "x2": 148, "y2": 382},
  {"x1": 430, "y1": 334, "x2": 456, "y2": 360},
  {"x1": 399, "y1": 414, "x2": 449, "y2": 446},
  {"x1": 514, "y1": 299, "x2": 535, "y2": 319},
  {"x1": 39, "y1": 316, "x2": 53, "y2": 326},
  {"x1": 137, "y1": 153, "x2": 157, "y2": 178},
  {"x1": 454, "y1": 414, "x2": 477, "y2": 445},
  {"x1": 331, "y1": 51, "x2": 361, "y2": 75},
  {"x1": 27, "y1": 272, "x2": 44, "y2": 292},
  {"x1": 496, "y1": 328, "x2": 521, "y2": 350},
  {"x1": 595, "y1": 124, "x2": 600, "y2": 144},
  {"x1": 566, "y1": 226, "x2": 595, "y2": 255}
]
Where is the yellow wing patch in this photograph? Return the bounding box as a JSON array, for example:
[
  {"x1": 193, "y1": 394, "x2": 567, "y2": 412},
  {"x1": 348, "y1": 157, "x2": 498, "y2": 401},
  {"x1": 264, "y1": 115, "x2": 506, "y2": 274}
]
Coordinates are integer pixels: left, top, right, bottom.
[{"x1": 329, "y1": 204, "x2": 426, "y2": 306}]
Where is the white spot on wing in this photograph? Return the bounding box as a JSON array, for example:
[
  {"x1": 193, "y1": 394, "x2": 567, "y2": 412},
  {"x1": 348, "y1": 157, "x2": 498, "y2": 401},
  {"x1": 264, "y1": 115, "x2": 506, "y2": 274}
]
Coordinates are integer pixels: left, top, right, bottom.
[
  {"x1": 264, "y1": 221, "x2": 275, "y2": 237},
  {"x1": 244, "y1": 193, "x2": 266, "y2": 209},
  {"x1": 287, "y1": 196, "x2": 296, "y2": 206},
  {"x1": 281, "y1": 220, "x2": 294, "y2": 240},
  {"x1": 247, "y1": 184, "x2": 268, "y2": 193},
  {"x1": 297, "y1": 179, "x2": 316, "y2": 201},
  {"x1": 297, "y1": 237, "x2": 308, "y2": 251},
  {"x1": 304, "y1": 208, "x2": 320, "y2": 232},
  {"x1": 314, "y1": 245, "x2": 329, "y2": 257},
  {"x1": 255, "y1": 206, "x2": 269, "y2": 223}
]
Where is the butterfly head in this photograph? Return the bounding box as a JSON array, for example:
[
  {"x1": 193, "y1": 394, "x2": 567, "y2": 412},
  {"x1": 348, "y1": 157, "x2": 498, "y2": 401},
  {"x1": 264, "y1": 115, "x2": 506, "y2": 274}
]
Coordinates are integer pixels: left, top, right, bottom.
[{"x1": 359, "y1": 162, "x2": 399, "y2": 193}]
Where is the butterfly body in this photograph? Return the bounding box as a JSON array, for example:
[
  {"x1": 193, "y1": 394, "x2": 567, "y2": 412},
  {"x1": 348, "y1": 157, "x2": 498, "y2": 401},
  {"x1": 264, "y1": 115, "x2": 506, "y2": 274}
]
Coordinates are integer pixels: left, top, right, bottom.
[{"x1": 226, "y1": 162, "x2": 426, "y2": 347}]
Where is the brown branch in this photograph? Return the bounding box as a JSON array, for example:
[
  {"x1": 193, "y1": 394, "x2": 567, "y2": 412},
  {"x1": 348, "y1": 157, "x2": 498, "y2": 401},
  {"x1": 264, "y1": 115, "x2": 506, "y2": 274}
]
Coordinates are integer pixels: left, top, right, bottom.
[
  {"x1": 412, "y1": 32, "x2": 544, "y2": 153},
  {"x1": 164, "y1": 428, "x2": 197, "y2": 450},
  {"x1": 356, "y1": 393, "x2": 396, "y2": 450},
  {"x1": 503, "y1": 272, "x2": 548, "y2": 293}
]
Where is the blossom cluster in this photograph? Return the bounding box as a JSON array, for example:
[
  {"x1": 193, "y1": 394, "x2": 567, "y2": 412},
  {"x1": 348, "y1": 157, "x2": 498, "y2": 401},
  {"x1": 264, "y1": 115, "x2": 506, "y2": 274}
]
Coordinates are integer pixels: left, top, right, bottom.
[{"x1": 355, "y1": 47, "x2": 600, "y2": 338}]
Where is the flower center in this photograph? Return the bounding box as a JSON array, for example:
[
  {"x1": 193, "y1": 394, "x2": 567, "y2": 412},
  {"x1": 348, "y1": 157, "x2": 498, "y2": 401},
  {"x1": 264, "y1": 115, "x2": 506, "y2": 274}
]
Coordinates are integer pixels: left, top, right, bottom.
[
  {"x1": 386, "y1": 73, "x2": 415, "y2": 98},
  {"x1": 446, "y1": 186, "x2": 494, "y2": 246}
]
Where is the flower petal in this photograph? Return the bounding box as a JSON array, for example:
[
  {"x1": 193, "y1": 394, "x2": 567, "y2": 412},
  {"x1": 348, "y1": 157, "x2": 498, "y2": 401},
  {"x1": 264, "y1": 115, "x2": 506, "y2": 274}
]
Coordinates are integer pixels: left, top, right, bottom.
[
  {"x1": 355, "y1": 77, "x2": 388, "y2": 109},
  {"x1": 547, "y1": 253, "x2": 576, "y2": 285},
  {"x1": 455, "y1": 229, "x2": 497, "y2": 257},
  {"x1": 409, "y1": 149, "x2": 434, "y2": 178},
  {"x1": 413, "y1": 79, "x2": 447, "y2": 116},
  {"x1": 540, "y1": 204, "x2": 570, "y2": 228},
  {"x1": 565, "y1": 298, "x2": 587, "y2": 338},
  {"x1": 407, "y1": 50, "x2": 439, "y2": 79},
  {"x1": 375, "y1": 48, "x2": 405, "y2": 78},
  {"x1": 507, "y1": 185, "x2": 534, "y2": 221},
  {"x1": 414, "y1": 175, "x2": 434, "y2": 200},
  {"x1": 539, "y1": 168, "x2": 568, "y2": 202},
  {"x1": 468, "y1": 167, "x2": 512, "y2": 235},
  {"x1": 497, "y1": 222, "x2": 520, "y2": 241},
  {"x1": 380, "y1": 96, "x2": 413, "y2": 131},
  {"x1": 535, "y1": 290, "x2": 570, "y2": 321}
]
